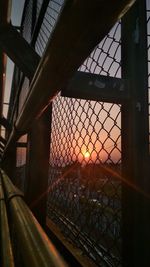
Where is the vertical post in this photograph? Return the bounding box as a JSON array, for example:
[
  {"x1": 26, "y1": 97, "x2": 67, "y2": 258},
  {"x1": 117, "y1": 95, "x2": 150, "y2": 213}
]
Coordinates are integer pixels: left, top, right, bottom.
[
  {"x1": 25, "y1": 105, "x2": 52, "y2": 228},
  {"x1": 2, "y1": 145, "x2": 17, "y2": 181},
  {"x1": 0, "y1": 53, "x2": 16, "y2": 179},
  {"x1": 121, "y1": 1, "x2": 150, "y2": 266}
]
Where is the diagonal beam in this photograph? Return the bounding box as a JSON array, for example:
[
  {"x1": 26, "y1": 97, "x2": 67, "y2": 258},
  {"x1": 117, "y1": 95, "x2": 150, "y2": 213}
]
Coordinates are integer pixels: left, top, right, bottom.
[
  {"x1": 0, "y1": 136, "x2": 6, "y2": 145},
  {"x1": 0, "y1": 142, "x2": 4, "y2": 150},
  {"x1": 0, "y1": 117, "x2": 11, "y2": 131},
  {"x1": 61, "y1": 71, "x2": 129, "y2": 104},
  {"x1": 0, "y1": 24, "x2": 40, "y2": 80},
  {"x1": 3, "y1": 0, "x2": 136, "y2": 158}
]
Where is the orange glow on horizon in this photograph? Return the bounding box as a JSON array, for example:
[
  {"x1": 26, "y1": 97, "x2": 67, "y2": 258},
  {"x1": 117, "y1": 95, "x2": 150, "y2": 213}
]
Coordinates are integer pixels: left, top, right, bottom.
[{"x1": 84, "y1": 151, "x2": 90, "y2": 159}]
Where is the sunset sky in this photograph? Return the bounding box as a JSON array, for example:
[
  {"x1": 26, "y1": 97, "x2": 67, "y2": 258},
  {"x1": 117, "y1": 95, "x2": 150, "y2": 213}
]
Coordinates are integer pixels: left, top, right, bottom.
[{"x1": 2, "y1": 0, "x2": 149, "y2": 165}]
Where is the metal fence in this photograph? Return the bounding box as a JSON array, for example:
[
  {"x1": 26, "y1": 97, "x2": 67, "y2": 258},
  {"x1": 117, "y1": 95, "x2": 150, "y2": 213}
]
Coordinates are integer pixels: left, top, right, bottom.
[
  {"x1": 35, "y1": 0, "x2": 65, "y2": 55},
  {"x1": 9, "y1": 0, "x2": 150, "y2": 266},
  {"x1": 47, "y1": 22, "x2": 122, "y2": 266}
]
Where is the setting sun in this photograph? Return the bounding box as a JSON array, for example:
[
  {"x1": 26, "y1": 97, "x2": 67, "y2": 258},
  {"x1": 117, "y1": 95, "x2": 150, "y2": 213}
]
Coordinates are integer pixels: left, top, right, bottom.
[{"x1": 84, "y1": 151, "x2": 90, "y2": 158}]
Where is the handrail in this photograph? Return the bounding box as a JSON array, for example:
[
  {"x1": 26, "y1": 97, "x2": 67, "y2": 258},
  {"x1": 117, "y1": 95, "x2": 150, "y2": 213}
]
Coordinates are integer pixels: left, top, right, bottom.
[
  {"x1": 0, "y1": 176, "x2": 15, "y2": 267},
  {"x1": 1, "y1": 169, "x2": 68, "y2": 267},
  {"x1": 2, "y1": 0, "x2": 136, "y2": 159}
]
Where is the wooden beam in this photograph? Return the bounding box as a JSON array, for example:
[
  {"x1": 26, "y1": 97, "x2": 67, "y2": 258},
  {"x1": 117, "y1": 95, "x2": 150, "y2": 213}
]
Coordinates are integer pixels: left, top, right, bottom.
[
  {"x1": 62, "y1": 71, "x2": 129, "y2": 103},
  {"x1": 0, "y1": 24, "x2": 40, "y2": 80}
]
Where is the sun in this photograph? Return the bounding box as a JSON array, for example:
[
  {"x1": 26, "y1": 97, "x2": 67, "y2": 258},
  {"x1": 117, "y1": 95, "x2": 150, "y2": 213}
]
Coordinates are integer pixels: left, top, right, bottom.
[{"x1": 84, "y1": 151, "x2": 90, "y2": 158}]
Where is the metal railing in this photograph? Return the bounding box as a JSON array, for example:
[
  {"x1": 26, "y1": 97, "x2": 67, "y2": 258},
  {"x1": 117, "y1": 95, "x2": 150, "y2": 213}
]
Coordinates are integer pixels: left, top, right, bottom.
[
  {"x1": 0, "y1": 169, "x2": 67, "y2": 267},
  {"x1": 1, "y1": 0, "x2": 150, "y2": 267},
  {"x1": 0, "y1": 175, "x2": 14, "y2": 267}
]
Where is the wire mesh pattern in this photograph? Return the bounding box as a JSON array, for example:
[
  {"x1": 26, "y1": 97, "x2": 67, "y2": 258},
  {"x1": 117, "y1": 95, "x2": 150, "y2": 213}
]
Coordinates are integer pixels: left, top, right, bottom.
[
  {"x1": 47, "y1": 22, "x2": 122, "y2": 266},
  {"x1": 35, "y1": 0, "x2": 65, "y2": 56},
  {"x1": 7, "y1": 0, "x2": 150, "y2": 265},
  {"x1": 21, "y1": 0, "x2": 33, "y2": 43},
  {"x1": 79, "y1": 23, "x2": 121, "y2": 78},
  {"x1": 36, "y1": 0, "x2": 44, "y2": 20},
  {"x1": 14, "y1": 0, "x2": 123, "y2": 265},
  {"x1": 146, "y1": 0, "x2": 150, "y2": 151}
]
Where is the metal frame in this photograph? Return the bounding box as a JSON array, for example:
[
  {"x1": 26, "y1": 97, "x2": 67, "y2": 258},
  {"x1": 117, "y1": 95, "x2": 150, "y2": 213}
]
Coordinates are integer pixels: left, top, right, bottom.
[
  {"x1": 121, "y1": 1, "x2": 150, "y2": 266},
  {"x1": 62, "y1": 71, "x2": 129, "y2": 104},
  {"x1": 1, "y1": 170, "x2": 68, "y2": 267},
  {"x1": 0, "y1": 24, "x2": 40, "y2": 80},
  {"x1": 2, "y1": 0, "x2": 150, "y2": 266},
  {"x1": 2, "y1": 0, "x2": 136, "y2": 157}
]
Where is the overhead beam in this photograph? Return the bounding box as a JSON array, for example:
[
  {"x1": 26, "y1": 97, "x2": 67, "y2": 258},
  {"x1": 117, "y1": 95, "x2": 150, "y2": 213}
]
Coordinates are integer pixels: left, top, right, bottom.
[
  {"x1": 15, "y1": 0, "x2": 136, "y2": 134},
  {"x1": 62, "y1": 71, "x2": 129, "y2": 103},
  {"x1": 3, "y1": 0, "x2": 136, "y2": 158},
  {"x1": 0, "y1": 24, "x2": 40, "y2": 80},
  {"x1": 16, "y1": 142, "x2": 27, "y2": 148}
]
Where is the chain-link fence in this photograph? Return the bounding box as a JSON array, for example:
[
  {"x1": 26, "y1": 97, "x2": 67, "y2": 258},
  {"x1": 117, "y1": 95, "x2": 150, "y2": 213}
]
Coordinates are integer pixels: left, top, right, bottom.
[
  {"x1": 10, "y1": 0, "x2": 150, "y2": 266},
  {"x1": 16, "y1": 0, "x2": 65, "y2": 166},
  {"x1": 15, "y1": 1, "x2": 123, "y2": 265},
  {"x1": 47, "y1": 22, "x2": 122, "y2": 267},
  {"x1": 35, "y1": 0, "x2": 64, "y2": 56},
  {"x1": 21, "y1": 0, "x2": 33, "y2": 43}
]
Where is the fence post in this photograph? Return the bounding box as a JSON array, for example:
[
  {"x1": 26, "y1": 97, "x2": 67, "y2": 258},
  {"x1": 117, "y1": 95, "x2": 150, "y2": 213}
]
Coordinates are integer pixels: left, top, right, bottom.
[
  {"x1": 121, "y1": 0, "x2": 150, "y2": 266},
  {"x1": 25, "y1": 105, "x2": 52, "y2": 228}
]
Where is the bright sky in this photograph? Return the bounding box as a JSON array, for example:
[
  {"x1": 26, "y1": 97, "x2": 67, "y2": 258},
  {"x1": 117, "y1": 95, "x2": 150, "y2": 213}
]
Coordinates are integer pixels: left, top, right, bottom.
[{"x1": 3, "y1": 0, "x2": 25, "y2": 118}]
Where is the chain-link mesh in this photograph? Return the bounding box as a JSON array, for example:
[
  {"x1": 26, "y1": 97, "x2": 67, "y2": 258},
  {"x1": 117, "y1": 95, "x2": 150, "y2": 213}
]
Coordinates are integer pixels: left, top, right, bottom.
[
  {"x1": 47, "y1": 22, "x2": 122, "y2": 266},
  {"x1": 35, "y1": 0, "x2": 64, "y2": 56},
  {"x1": 21, "y1": 0, "x2": 33, "y2": 43},
  {"x1": 146, "y1": 0, "x2": 150, "y2": 152},
  {"x1": 36, "y1": 0, "x2": 44, "y2": 20},
  {"x1": 7, "y1": 0, "x2": 150, "y2": 265}
]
